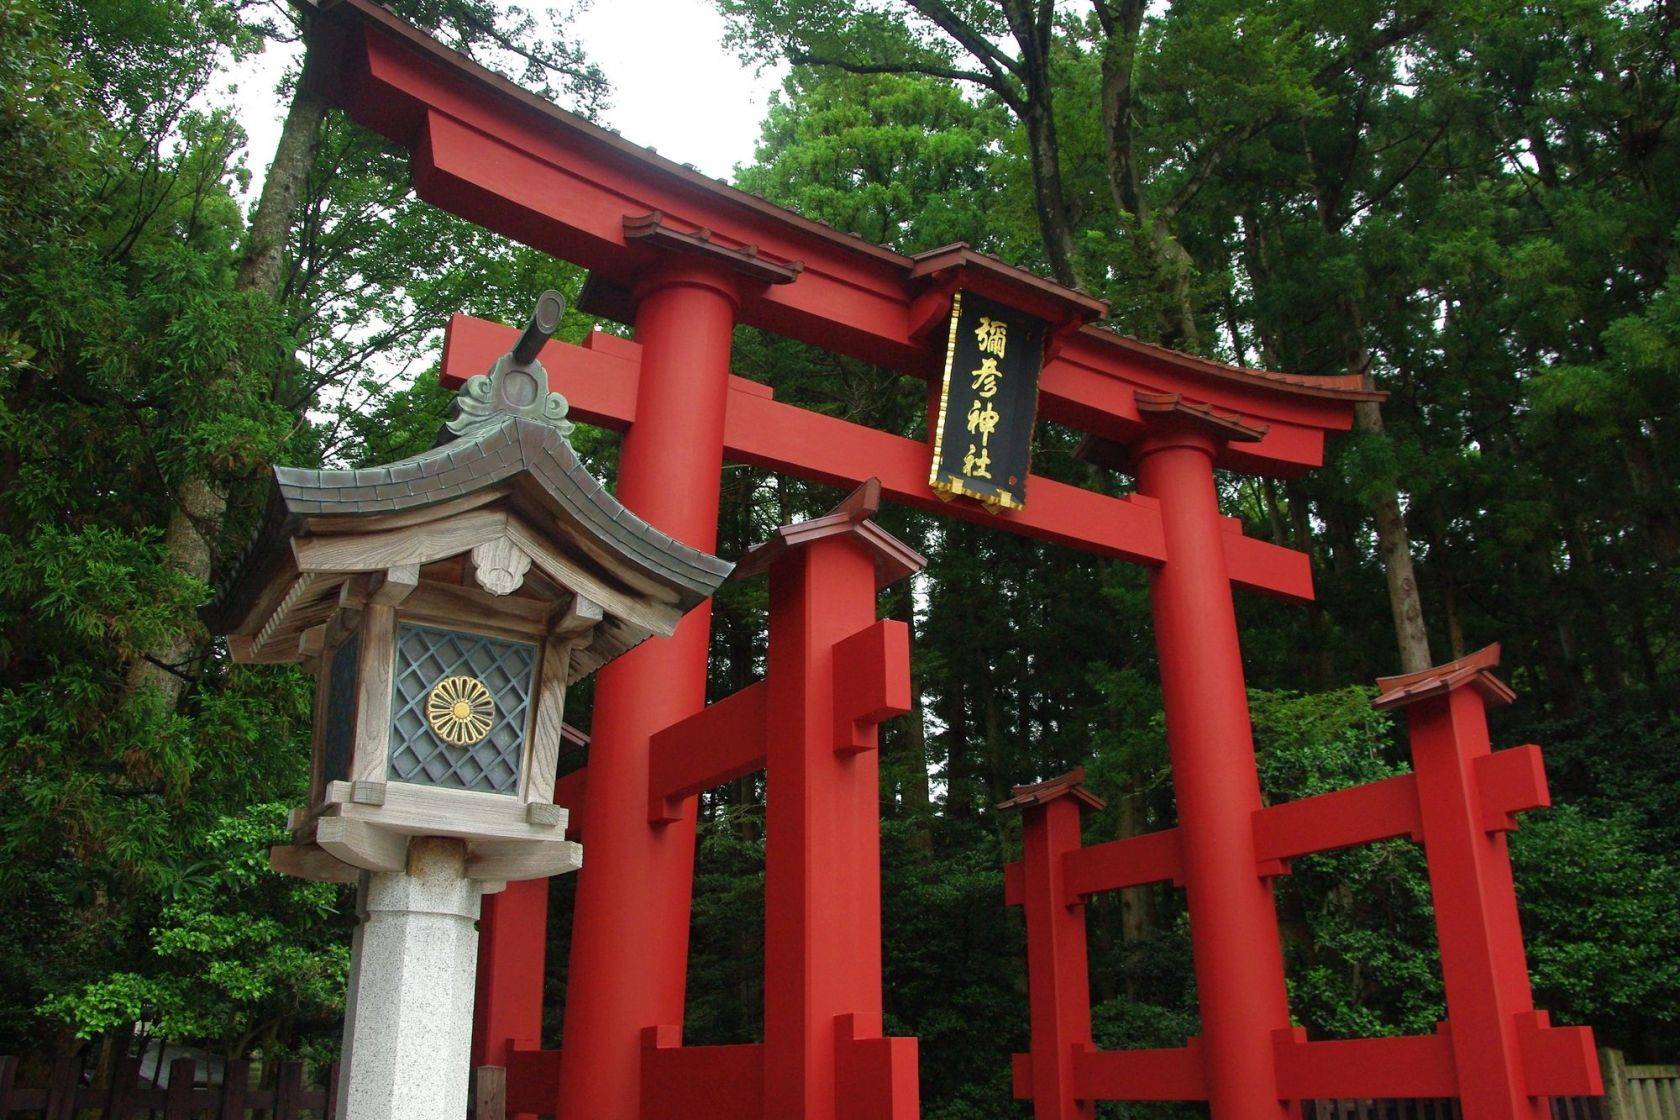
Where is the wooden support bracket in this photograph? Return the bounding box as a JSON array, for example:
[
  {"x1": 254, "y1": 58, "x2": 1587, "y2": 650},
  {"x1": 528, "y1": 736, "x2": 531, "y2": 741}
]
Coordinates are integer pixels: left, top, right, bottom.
[
  {"x1": 832, "y1": 619, "x2": 912, "y2": 754},
  {"x1": 315, "y1": 816, "x2": 408, "y2": 872},
  {"x1": 467, "y1": 838, "x2": 582, "y2": 882},
  {"x1": 1475, "y1": 745, "x2": 1551, "y2": 833}
]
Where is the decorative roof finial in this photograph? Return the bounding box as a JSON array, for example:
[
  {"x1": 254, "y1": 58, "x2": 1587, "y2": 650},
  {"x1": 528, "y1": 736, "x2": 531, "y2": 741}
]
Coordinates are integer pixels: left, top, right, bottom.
[{"x1": 446, "y1": 290, "x2": 575, "y2": 439}]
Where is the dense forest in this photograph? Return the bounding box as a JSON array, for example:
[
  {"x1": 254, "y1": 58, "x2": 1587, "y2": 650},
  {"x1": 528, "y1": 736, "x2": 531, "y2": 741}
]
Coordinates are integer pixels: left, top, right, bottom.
[{"x1": 2, "y1": 0, "x2": 1678, "y2": 1116}]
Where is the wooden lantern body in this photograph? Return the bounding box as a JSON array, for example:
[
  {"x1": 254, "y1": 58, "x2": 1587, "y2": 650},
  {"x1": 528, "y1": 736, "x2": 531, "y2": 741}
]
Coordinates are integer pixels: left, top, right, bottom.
[{"x1": 206, "y1": 412, "x2": 730, "y2": 885}]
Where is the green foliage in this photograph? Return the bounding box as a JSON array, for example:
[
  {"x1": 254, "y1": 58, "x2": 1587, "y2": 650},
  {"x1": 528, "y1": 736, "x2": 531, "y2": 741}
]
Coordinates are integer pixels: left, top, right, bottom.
[
  {"x1": 40, "y1": 804, "x2": 350, "y2": 1056},
  {"x1": 1511, "y1": 805, "x2": 1680, "y2": 1051},
  {"x1": 1252, "y1": 689, "x2": 1445, "y2": 1039},
  {"x1": 0, "y1": 0, "x2": 326, "y2": 1057},
  {"x1": 737, "y1": 68, "x2": 1006, "y2": 253}
]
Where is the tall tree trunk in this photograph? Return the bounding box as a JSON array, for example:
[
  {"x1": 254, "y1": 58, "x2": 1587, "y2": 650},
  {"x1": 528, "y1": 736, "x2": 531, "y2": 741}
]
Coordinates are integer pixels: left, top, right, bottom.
[
  {"x1": 1310, "y1": 152, "x2": 1431, "y2": 673},
  {"x1": 1098, "y1": 0, "x2": 1197, "y2": 347},
  {"x1": 123, "y1": 476, "x2": 223, "y2": 704},
  {"x1": 1115, "y1": 772, "x2": 1155, "y2": 999},
  {"x1": 238, "y1": 59, "x2": 327, "y2": 298},
  {"x1": 1352, "y1": 394, "x2": 1432, "y2": 674},
  {"x1": 125, "y1": 43, "x2": 327, "y2": 707},
  {"x1": 1618, "y1": 418, "x2": 1680, "y2": 566},
  {"x1": 1001, "y1": 0, "x2": 1082, "y2": 289}
]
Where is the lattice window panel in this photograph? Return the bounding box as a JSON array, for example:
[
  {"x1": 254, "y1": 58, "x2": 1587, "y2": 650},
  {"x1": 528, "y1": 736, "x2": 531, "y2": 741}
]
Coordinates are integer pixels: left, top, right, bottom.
[{"x1": 388, "y1": 623, "x2": 537, "y2": 795}]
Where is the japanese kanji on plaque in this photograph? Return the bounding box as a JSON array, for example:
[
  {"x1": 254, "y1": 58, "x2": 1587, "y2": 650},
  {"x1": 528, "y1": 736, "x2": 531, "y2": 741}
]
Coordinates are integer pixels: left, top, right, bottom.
[{"x1": 928, "y1": 290, "x2": 1046, "y2": 511}]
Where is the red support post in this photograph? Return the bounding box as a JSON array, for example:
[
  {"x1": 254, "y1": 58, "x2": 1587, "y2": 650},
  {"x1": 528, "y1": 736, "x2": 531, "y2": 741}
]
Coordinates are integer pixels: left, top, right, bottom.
[
  {"x1": 1132, "y1": 425, "x2": 1294, "y2": 1120},
  {"x1": 998, "y1": 773, "x2": 1104, "y2": 1120},
  {"x1": 554, "y1": 261, "x2": 740, "y2": 1120},
  {"x1": 1377, "y1": 650, "x2": 1576, "y2": 1120},
  {"x1": 472, "y1": 878, "x2": 548, "y2": 1119},
  {"x1": 761, "y1": 522, "x2": 919, "y2": 1120}
]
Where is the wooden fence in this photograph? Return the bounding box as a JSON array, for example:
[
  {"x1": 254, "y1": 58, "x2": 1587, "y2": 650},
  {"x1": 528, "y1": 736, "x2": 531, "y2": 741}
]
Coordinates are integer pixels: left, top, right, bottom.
[
  {"x1": 1300, "y1": 1050, "x2": 1679, "y2": 1120},
  {"x1": 0, "y1": 1056, "x2": 337, "y2": 1119},
  {"x1": 1303, "y1": 1097, "x2": 1604, "y2": 1120},
  {"x1": 1602, "y1": 1050, "x2": 1680, "y2": 1120}
]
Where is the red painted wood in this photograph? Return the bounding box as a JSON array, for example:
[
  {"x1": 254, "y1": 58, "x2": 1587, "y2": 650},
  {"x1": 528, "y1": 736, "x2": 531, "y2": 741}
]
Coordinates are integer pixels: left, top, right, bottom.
[
  {"x1": 473, "y1": 875, "x2": 548, "y2": 1120},
  {"x1": 1402, "y1": 686, "x2": 1571, "y2": 1120},
  {"x1": 762, "y1": 535, "x2": 918, "y2": 1119},
  {"x1": 1515, "y1": 1014, "x2": 1602, "y2": 1097},
  {"x1": 1133, "y1": 427, "x2": 1293, "y2": 1120},
  {"x1": 1272, "y1": 1030, "x2": 1458, "y2": 1099},
  {"x1": 1011, "y1": 794, "x2": 1097, "y2": 1119},
  {"x1": 504, "y1": 1042, "x2": 562, "y2": 1116},
  {"x1": 834, "y1": 1014, "x2": 920, "y2": 1120},
  {"x1": 646, "y1": 680, "x2": 769, "y2": 821},
  {"x1": 1474, "y1": 746, "x2": 1550, "y2": 833},
  {"x1": 1060, "y1": 824, "x2": 1184, "y2": 899},
  {"x1": 318, "y1": 0, "x2": 1369, "y2": 480},
  {"x1": 1071, "y1": 1041, "x2": 1208, "y2": 1102},
  {"x1": 639, "y1": 1030, "x2": 764, "y2": 1120},
  {"x1": 553, "y1": 768, "x2": 586, "y2": 840},
  {"x1": 441, "y1": 316, "x2": 1320, "y2": 601},
  {"x1": 831, "y1": 620, "x2": 912, "y2": 754},
  {"x1": 555, "y1": 263, "x2": 740, "y2": 1120},
  {"x1": 1252, "y1": 773, "x2": 1424, "y2": 865}
]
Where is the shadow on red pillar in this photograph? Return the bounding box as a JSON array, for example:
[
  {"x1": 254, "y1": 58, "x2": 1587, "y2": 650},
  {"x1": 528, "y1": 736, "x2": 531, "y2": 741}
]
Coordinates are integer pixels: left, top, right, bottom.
[{"x1": 472, "y1": 878, "x2": 547, "y2": 1087}]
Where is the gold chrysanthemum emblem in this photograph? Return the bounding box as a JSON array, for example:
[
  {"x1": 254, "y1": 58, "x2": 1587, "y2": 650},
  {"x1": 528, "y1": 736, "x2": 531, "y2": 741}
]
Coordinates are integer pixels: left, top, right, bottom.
[{"x1": 426, "y1": 675, "x2": 494, "y2": 746}]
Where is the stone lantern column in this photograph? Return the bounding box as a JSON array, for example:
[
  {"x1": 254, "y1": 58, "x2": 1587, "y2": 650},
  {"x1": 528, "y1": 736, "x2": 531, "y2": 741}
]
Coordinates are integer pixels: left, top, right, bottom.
[{"x1": 337, "y1": 838, "x2": 486, "y2": 1120}]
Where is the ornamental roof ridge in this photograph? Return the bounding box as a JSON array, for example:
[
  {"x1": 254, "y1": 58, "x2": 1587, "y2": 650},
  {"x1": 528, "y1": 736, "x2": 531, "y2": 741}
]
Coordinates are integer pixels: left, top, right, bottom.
[
  {"x1": 995, "y1": 767, "x2": 1106, "y2": 813},
  {"x1": 732, "y1": 478, "x2": 927, "y2": 589},
  {"x1": 444, "y1": 290, "x2": 576, "y2": 441}
]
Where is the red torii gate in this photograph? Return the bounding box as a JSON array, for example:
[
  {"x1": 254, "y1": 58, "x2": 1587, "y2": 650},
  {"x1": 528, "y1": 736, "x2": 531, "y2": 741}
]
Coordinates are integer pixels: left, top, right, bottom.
[{"x1": 302, "y1": 3, "x2": 1597, "y2": 1119}]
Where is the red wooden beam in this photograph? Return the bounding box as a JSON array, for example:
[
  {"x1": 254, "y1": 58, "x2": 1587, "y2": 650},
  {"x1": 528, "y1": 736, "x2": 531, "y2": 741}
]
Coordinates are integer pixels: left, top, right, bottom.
[
  {"x1": 832, "y1": 620, "x2": 913, "y2": 754},
  {"x1": 441, "y1": 316, "x2": 1319, "y2": 601},
  {"x1": 645, "y1": 680, "x2": 768, "y2": 823},
  {"x1": 1272, "y1": 1028, "x2": 1458, "y2": 1099},
  {"x1": 503, "y1": 1042, "x2": 561, "y2": 1116},
  {"x1": 1251, "y1": 773, "x2": 1423, "y2": 869},
  {"x1": 1060, "y1": 826, "x2": 1184, "y2": 900},
  {"x1": 640, "y1": 1028, "x2": 764, "y2": 1120},
  {"x1": 1515, "y1": 1012, "x2": 1602, "y2": 1097},
  {"x1": 1070, "y1": 1040, "x2": 1209, "y2": 1101}
]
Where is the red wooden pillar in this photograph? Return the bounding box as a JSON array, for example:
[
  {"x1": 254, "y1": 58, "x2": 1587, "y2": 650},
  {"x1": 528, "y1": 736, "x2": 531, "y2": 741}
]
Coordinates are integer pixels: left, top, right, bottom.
[
  {"x1": 1375, "y1": 650, "x2": 1553, "y2": 1120},
  {"x1": 472, "y1": 877, "x2": 548, "y2": 1090},
  {"x1": 753, "y1": 495, "x2": 921, "y2": 1120},
  {"x1": 1131, "y1": 419, "x2": 1293, "y2": 1120},
  {"x1": 998, "y1": 774, "x2": 1104, "y2": 1120},
  {"x1": 555, "y1": 261, "x2": 740, "y2": 1120}
]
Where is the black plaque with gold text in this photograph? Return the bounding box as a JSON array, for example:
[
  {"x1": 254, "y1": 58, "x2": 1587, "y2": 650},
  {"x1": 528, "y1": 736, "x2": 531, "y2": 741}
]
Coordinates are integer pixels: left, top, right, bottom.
[{"x1": 928, "y1": 291, "x2": 1046, "y2": 511}]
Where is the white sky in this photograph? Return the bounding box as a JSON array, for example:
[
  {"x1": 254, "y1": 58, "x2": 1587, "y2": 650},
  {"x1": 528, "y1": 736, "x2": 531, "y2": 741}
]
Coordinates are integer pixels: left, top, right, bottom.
[{"x1": 226, "y1": 0, "x2": 783, "y2": 201}]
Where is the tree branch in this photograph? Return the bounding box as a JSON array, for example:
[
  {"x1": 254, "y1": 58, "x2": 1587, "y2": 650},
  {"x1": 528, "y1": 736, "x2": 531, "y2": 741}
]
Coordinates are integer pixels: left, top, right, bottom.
[
  {"x1": 906, "y1": 0, "x2": 1023, "y2": 81},
  {"x1": 788, "y1": 52, "x2": 1013, "y2": 106}
]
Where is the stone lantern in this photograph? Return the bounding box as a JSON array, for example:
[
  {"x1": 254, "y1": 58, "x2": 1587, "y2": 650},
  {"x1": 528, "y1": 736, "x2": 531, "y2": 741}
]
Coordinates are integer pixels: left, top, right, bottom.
[{"x1": 204, "y1": 292, "x2": 730, "y2": 1119}]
